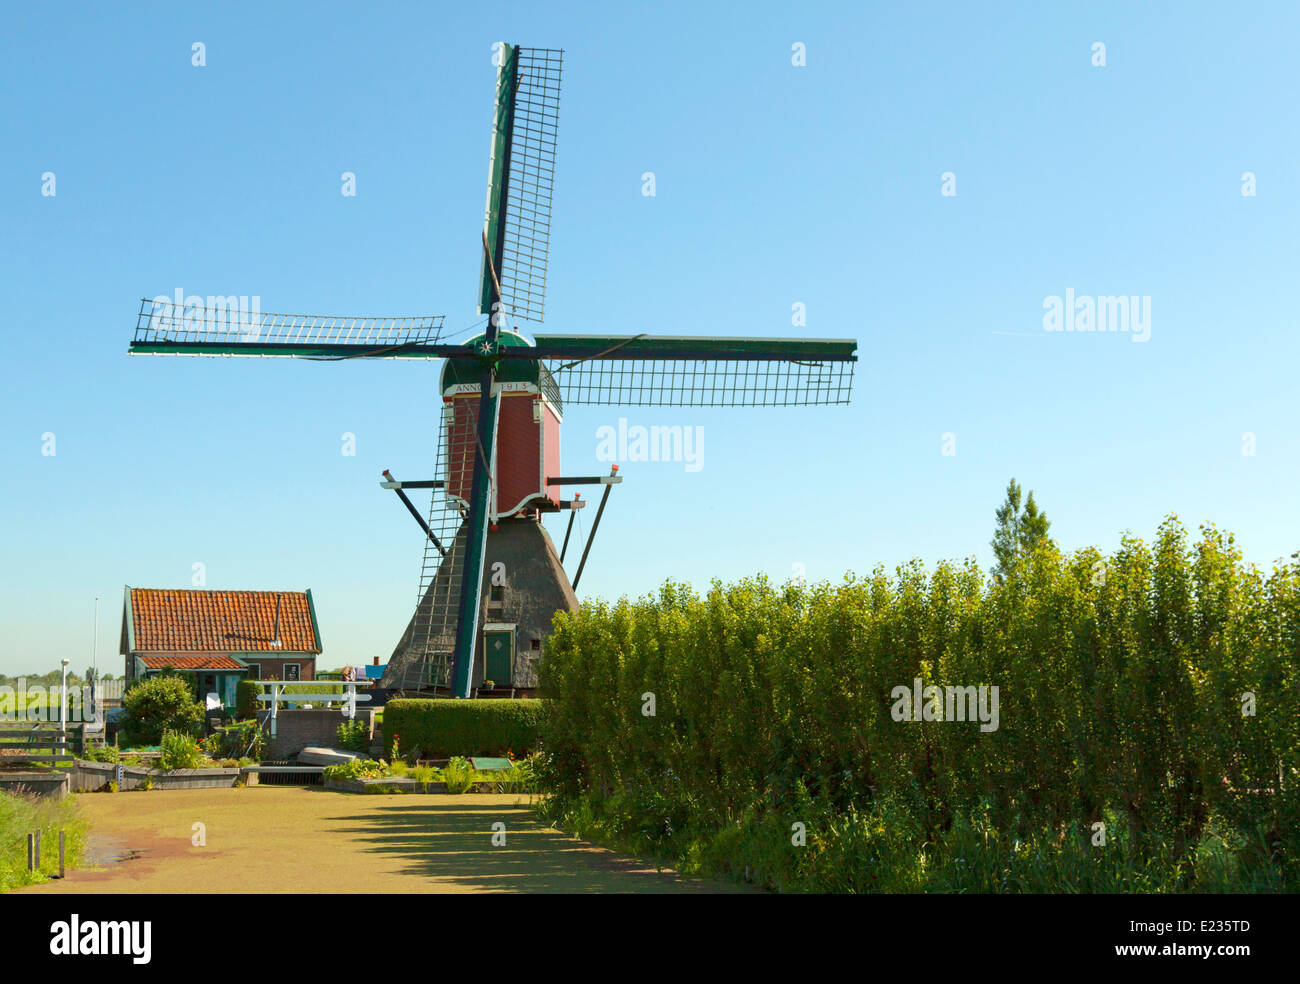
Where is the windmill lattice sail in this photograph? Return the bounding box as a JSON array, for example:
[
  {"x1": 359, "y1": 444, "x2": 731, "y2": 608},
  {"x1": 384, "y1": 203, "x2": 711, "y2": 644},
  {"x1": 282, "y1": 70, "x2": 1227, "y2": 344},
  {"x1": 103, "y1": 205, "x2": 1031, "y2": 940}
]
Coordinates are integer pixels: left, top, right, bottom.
[
  {"x1": 532, "y1": 334, "x2": 858, "y2": 407},
  {"x1": 484, "y1": 46, "x2": 563, "y2": 325},
  {"x1": 132, "y1": 299, "x2": 446, "y2": 356},
  {"x1": 546, "y1": 355, "x2": 854, "y2": 407}
]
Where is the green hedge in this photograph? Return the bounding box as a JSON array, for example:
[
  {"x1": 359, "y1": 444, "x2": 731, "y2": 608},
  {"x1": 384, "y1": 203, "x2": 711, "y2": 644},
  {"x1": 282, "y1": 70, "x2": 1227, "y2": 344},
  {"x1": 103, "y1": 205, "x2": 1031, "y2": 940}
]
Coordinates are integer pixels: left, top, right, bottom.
[
  {"x1": 382, "y1": 699, "x2": 544, "y2": 758},
  {"x1": 235, "y1": 680, "x2": 261, "y2": 719},
  {"x1": 538, "y1": 517, "x2": 1300, "y2": 892}
]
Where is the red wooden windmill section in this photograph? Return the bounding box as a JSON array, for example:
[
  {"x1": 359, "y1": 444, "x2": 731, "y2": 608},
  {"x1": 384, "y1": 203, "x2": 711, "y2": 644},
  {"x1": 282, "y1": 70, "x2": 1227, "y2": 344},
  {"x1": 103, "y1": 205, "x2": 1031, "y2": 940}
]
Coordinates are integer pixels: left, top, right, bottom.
[{"x1": 443, "y1": 388, "x2": 562, "y2": 518}]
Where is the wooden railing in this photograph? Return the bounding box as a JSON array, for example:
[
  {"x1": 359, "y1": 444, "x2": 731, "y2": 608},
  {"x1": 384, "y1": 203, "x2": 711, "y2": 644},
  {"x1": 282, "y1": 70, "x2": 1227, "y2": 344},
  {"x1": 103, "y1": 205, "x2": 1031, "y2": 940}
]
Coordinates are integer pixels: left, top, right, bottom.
[
  {"x1": 0, "y1": 724, "x2": 87, "y2": 764},
  {"x1": 250, "y1": 680, "x2": 372, "y2": 738}
]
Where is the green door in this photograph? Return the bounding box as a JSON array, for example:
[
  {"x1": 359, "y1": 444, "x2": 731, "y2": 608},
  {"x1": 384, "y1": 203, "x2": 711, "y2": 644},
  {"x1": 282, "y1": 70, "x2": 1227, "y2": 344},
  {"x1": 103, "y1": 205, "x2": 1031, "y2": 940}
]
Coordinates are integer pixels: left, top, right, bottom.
[{"x1": 484, "y1": 630, "x2": 512, "y2": 685}]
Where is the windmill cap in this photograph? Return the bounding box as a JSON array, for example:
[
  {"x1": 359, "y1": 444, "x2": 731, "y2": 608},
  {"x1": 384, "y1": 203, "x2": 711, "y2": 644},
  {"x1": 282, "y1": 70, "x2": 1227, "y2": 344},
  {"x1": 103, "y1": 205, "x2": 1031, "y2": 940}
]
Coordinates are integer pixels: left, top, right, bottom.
[{"x1": 440, "y1": 328, "x2": 545, "y2": 392}]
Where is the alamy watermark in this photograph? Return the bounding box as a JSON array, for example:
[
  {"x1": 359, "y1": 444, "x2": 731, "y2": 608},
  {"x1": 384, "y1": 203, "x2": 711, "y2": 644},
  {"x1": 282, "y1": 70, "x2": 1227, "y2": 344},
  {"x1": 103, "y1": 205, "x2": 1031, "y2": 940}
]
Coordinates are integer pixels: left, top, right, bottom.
[
  {"x1": 596, "y1": 417, "x2": 704, "y2": 472},
  {"x1": 890, "y1": 677, "x2": 1000, "y2": 732},
  {"x1": 1043, "y1": 288, "x2": 1150, "y2": 342},
  {"x1": 1, "y1": 678, "x2": 103, "y2": 723},
  {"x1": 150, "y1": 287, "x2": 263, "y2": 340}
]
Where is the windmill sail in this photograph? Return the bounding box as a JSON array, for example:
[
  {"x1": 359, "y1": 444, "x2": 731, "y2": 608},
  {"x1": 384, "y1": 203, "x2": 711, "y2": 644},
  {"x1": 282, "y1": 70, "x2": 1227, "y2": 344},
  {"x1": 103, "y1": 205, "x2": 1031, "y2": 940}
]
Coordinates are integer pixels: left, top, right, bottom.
[
  {"x1": 130, "y1": 299, "x2": 447, "y2": 358},
  {"x1": 480, "y1": 45, "x2": 563, "y2": 325},
  {"x1": 530, "y1": 334, "x2": 858, "y2": 407}
]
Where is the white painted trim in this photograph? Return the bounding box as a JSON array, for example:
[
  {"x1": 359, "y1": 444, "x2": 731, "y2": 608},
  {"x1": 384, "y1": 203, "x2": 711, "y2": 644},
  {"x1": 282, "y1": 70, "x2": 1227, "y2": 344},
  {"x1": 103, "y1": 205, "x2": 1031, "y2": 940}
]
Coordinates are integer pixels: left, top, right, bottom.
[{"x1": 443, "y1": 380, "x2": 540, "y2": 398}]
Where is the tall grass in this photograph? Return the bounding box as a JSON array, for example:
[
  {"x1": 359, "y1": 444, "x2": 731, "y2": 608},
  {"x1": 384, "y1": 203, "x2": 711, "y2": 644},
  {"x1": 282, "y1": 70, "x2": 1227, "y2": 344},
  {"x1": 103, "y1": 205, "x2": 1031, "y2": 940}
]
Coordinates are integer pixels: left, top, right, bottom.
[
  {"x1": 538, "y1": 517, "x2": 1300, "y2": 891},
  {"x1": 0, "y1": 790, "x2": 88, "y2": 892}
]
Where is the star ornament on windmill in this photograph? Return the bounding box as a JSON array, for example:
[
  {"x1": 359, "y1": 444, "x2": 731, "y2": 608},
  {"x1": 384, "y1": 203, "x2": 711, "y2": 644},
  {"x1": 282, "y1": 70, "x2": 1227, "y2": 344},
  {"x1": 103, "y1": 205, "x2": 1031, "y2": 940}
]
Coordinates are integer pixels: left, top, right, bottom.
[{"x1": 127, "y1": 44, "x2": 859, "y2": 699}]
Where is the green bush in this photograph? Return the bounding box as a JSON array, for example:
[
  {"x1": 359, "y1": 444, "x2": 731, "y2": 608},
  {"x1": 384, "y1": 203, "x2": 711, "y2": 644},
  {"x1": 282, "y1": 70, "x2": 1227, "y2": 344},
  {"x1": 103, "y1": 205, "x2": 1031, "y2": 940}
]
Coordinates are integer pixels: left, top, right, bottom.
[
  {"x1": 126, "y1": 667, "x2": 199, "y2": 701},
  {"x1": 121, "y1": 676, "x2": 204, "y2": 745},
  {"x1": 337, "y1": 719, "x2": 369, "y2": 754},
  {"x1": 206, "y1": 721, "x2": 265, "y2": 761},
  {"x1": 235, "y1": 680, "x2": 262, "y2": 719},
  {"x1": 81, "y1": 744, "x2": 119, "y2": 764},
  {"x1": 158, "y1": 730, "x2": 205, "y2": 770},
  {"x1": 382, "y1": 699, "x2": 544, "y2": 759},
  {"x1": 537, "y1": 517, "x2": 1300, "y2": 892},
  {"x1": 323, "y1": 758, "x2": 390, "y2": 782},
  {"x1": 442, "y1": 756, "x2": 476, "y2": 793}
]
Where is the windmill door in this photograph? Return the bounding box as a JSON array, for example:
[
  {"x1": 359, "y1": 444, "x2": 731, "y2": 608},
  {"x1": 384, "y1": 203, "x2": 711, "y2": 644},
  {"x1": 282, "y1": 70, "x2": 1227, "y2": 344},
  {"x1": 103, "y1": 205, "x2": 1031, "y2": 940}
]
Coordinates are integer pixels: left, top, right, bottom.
[{"x1": 482, "y1": 626, "x2": 514, "y2": 686}]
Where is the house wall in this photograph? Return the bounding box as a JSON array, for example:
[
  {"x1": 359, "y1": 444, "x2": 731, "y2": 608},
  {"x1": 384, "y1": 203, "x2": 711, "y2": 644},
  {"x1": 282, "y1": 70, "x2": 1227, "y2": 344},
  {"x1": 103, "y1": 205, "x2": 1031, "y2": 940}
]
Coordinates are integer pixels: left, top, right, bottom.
[{"x1": 238, "y1": 656, "x2": 316, "y2": 681}]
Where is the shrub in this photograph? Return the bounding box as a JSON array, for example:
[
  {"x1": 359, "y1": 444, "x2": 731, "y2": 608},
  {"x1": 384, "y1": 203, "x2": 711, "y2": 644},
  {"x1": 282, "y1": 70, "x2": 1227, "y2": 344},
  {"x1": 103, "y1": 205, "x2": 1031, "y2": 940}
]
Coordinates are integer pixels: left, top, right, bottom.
[
  {"x1": 158, "y1": 730, "x2": 205, "y2": 770},
  {"x1": 382, "y1": 699, "x2": 543, "y2": 759},
  {"x1": 206, "y1": 721, "x2": 265, "y2": 761},
  {"x1": 442, "y1": 756, "x2": 476, "y2": 794},
  {"x1": 323, "y1": 758, "x2": 390, "y2": 782},
  {"x1": 537, "y1": 517, "x2": 1300, "y2": 892},
  {"x1": 126, "y1": 667, "x2": 199, "y2": 701},
  {"x1": 501, "y1": 753, "x2": 540, "y2": 794},
  {"x1": 235, "y1": 679, "x2": 262, "y2": 720},
  {"x1": 82, "y1": 745, "x2": 119, "y2": 764},
  {"x1": 121, "y1": 676, "x2": 204, "y2": 745},
  {"x1": 337, "y1": 719, "x2": 369, "y2": 754}
]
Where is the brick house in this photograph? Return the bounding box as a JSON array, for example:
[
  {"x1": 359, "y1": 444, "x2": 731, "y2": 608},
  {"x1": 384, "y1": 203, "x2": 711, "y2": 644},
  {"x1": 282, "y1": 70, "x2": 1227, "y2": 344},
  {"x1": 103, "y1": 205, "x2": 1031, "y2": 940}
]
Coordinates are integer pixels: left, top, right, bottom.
[{"x1": 121, "y1": 587, "x2": 323, "y2": 707}]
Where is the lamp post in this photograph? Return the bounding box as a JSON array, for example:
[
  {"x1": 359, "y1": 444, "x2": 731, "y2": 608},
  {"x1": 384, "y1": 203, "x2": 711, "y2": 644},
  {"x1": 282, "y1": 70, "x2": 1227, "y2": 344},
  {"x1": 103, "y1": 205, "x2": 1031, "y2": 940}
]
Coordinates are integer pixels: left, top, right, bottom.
[
  {"x1": 59, "y1": 658, "x2": 69, "y2": 746},
  {"x1": 91, "y1": 597, "x2": 99, "y2": 721}
]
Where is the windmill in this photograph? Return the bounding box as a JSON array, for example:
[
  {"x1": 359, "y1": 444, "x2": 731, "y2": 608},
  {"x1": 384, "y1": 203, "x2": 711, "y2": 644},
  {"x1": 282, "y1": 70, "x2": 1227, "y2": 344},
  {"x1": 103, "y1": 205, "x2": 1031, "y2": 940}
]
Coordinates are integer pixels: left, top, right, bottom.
[{"x1": 127, "y1": 44, "x2": 858, "y2": 699}]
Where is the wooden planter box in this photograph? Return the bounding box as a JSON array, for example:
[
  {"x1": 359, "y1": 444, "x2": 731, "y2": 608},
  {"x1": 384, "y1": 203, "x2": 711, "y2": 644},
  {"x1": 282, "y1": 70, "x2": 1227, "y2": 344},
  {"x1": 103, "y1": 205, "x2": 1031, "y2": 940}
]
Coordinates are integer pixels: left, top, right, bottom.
[
  {"x1": 69, "y1": 760, "x2": 241, "y2": 791},
  {"x1": 0, "y1": 771, "x2": 70, "y2": 799},
  {"x1": 324, "y1": 776, "x2": 420, "y2": 794},
  {"x1": 147, "y1": 767, "x2": 241, "y2": 789},
  {"x1": 324, "y1": 776, "x2": 451, "y2": 794}
]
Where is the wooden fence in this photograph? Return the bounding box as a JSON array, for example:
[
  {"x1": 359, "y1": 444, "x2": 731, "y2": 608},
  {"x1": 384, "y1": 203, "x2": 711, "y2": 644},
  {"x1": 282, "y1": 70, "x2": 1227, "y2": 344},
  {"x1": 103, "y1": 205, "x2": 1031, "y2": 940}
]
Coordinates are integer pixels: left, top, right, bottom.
[{"x1": 0, "y1": 724, "x2": 87, "y2": 764}]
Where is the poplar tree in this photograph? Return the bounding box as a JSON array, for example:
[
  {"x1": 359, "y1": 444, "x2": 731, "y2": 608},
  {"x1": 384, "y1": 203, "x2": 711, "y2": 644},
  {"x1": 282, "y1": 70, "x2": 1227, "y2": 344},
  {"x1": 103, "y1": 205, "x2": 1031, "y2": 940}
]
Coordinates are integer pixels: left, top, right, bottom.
[{"x1": 991, "y1": 478, "x2": 1051, "y2": 579}]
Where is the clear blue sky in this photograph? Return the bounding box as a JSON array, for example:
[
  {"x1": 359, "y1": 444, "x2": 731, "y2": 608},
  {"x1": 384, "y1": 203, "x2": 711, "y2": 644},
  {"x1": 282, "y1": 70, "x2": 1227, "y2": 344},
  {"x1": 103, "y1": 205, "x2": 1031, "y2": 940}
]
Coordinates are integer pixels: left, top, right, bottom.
[{"x1": 2, "y1": 1, "x2": 1297, "y2": 675}]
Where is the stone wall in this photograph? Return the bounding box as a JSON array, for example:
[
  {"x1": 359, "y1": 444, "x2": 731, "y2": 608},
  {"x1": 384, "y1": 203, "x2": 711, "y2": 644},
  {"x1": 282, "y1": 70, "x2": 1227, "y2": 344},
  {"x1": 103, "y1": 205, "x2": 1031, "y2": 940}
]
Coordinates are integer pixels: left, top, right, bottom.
[{"x1": 269, "y1": 709, "x2": 346, "y2": 759}]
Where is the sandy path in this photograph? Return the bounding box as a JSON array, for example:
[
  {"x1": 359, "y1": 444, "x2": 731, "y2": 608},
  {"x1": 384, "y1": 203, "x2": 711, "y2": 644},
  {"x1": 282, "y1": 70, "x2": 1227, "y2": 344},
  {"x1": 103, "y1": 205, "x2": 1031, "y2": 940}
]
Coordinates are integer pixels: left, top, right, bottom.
[{"x1": 16, "y1": 786, "x2": 739, "y2": 894}]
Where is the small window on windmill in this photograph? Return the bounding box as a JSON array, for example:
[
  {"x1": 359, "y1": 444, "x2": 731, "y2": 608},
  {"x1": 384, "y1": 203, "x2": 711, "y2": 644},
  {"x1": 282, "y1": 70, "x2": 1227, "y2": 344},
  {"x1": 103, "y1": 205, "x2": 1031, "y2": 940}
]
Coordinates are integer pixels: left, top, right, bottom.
[
  {"x1": 530, "y1": 638, "x2": 541, "y2": 652},
  {"x1": 489, "y1": 584, "x2": 504, "y2": 604}
]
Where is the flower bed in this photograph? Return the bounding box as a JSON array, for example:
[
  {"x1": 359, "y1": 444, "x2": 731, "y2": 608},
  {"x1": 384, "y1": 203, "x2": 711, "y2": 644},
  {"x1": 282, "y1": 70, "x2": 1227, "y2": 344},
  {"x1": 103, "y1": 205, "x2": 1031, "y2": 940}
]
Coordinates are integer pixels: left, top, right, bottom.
[{"x1": 320, "y1": 754, "x2": 538, "y2": 794}]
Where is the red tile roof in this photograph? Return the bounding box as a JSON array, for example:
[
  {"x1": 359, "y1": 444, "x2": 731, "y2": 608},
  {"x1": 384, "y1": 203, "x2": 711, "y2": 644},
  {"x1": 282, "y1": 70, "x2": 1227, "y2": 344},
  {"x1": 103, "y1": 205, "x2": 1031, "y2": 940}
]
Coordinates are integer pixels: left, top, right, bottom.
[
  {"x1": 128, "y1": 588, "x2": 321, "y2": 654},
  {"x1": 138, "y1": 655, "x2": 247, "y2": 671}
]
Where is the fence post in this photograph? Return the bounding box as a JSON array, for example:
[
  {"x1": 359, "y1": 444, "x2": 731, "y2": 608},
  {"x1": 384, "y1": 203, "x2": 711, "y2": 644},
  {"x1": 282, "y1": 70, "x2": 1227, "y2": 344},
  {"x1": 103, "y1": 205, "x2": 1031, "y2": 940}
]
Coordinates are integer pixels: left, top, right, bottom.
[
  {"x1": 34, "y1": 829, "x2": 41, "y2": 871},
  {"x1": 59, "y1": 830, "x2": 65, "y2": 878},
  {"x1": 27, "y1": 833, "x2": 34, "y2": 872}
]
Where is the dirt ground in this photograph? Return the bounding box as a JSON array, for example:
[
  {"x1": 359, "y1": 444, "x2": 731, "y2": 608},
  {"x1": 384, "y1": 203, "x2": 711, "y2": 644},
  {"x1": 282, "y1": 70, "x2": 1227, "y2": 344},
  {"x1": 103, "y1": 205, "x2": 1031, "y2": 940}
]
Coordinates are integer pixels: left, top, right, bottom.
[{"x1": 16, "y1": 786, "x2": 742, "y2": 894}]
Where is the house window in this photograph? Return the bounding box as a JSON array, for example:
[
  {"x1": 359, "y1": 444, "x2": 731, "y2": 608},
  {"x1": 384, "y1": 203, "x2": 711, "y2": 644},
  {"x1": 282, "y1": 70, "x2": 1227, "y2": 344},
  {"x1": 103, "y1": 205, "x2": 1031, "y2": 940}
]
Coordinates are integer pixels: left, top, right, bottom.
[
  {"x1": 245, "y1": 662, "x2": 261, "y2": 680},
  {"x1": 283, "y1": 663, "x2": 301, "y2": 681},
  {"x1": 531, "y1": 638, "x2": 541, "y2": 651}
]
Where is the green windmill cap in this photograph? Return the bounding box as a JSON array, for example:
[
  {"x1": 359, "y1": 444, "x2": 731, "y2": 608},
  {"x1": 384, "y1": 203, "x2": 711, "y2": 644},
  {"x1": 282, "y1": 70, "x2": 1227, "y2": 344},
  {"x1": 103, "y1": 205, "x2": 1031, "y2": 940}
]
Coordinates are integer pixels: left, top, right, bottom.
[{"x1": 440, "y1": 328, "x2": 541, "y2": 392}]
